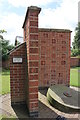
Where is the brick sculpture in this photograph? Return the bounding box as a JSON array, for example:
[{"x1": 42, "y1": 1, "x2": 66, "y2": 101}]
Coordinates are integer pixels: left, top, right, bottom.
[{"x1": 10, "y1": 6, "x2": 71, "y2": 117}]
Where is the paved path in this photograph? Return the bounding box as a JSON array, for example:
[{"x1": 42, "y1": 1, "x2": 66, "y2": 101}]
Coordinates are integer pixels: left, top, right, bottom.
[
  {"x1": 0, "y1": 87, "x2": 80, "y2": 119},
  {"x1": 70, "y1": 86, "x2": 80, "y2": 92}
]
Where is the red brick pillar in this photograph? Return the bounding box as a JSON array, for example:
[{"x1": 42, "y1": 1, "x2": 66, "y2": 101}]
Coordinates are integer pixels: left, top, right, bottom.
[
  {"x1": 22, "y1": 6, "x2": 41, "y2": 117},
  {"x1": 67, "y1": 32, "x2": 71, "y2": 86}
]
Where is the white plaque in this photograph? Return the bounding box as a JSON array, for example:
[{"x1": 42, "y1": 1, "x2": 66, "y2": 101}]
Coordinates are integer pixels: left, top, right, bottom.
[{"x1": 13, "y1": 57, "x2": 22, "y2": 63}]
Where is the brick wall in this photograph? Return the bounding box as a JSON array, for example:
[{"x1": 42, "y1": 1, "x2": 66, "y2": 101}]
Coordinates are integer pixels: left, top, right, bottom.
[
  {"x1": 2, "y1": 59, "x2": 10, "y2": 69},
  {"x1": 10, "y1": 42, "x2": 27, "y2": 104},
  {"x1": 22, "y1": 6, "x2": 41, "y2": 117},
  {"x1": 38, "y1": 29, "x2": 71, "y2": 87},
  {"x1": 70, "y1": 57, "x2": 80, "y2": 67},
  {"x1": 10, "y1": 5, "x2": 71, "y2": 117}
]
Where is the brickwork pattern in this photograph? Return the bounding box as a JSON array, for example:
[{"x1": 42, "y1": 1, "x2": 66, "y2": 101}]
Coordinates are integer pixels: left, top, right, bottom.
[
  {"x1": 71, "y1": 57, "x2": 80, "y2": 67},
  {"x1": 10, "y1": 6, "x2": 71, "y2": 117},
  {"x1": 23, "y1": 6, "x2": 41, "y2": 116},
  {"x1": 38, "y1": 29, "x2": 71, "y2": 87},
  {"x1": 10, "y1": 43, "x2": 27, "y2": 104}
]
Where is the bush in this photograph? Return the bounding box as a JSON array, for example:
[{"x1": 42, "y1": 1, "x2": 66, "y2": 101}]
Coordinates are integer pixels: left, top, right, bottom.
[{"x1": 71, "y1": 49, "x2": 80, "y2": 57}]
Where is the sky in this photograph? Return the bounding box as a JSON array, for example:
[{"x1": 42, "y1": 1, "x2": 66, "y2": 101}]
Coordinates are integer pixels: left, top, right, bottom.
[{"x1": 0, "y1": 0, "x2": 79, "y2": 46}]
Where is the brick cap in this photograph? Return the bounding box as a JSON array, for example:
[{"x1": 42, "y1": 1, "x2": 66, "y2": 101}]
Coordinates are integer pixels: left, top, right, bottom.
[
  {"x1": 39, "y1": 28, "x2": 72, "y2": 33},
  {"x1": 22, "y1": 6, "x2": 41, "y2": 28},
  {"x1": 28, "y1": 6, "x2": 41, "y2": 11}
]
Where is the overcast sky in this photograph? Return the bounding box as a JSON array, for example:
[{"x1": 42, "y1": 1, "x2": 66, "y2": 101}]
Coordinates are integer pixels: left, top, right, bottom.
[{"x1": 0, "y1": 0, "x2": 79, "y2": 46}]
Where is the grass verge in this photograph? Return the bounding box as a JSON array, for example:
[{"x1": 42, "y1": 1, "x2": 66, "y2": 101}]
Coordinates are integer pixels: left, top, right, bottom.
[
  {"x1": 0, "y1": 69, "x2": 10, "y2": 94},
  {"x1": 70, "y1": 67, "x2": 80, "y2": 87},
  {"x1": 0, "y1": 67, "x2": 80, "y2": 94}
]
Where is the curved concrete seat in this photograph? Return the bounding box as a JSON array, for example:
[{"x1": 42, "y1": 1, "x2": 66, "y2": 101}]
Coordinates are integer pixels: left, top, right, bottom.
[{"x1": 47, "y1": 84, "x2": 80, "y2": 113}]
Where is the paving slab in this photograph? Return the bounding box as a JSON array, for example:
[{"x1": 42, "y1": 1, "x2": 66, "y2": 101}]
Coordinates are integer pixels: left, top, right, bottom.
[
  {"x1": 70, "y1": 86, "x2": 80, "y2": 92},
  {"x1": 0, "y1": 89, "x2": 80, "y2": 119}
]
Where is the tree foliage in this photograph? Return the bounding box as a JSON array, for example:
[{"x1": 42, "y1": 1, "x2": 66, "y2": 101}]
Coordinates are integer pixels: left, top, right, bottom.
[
  {"x1": 0, "y1": 30, "x2": 14, "y2": 61},
  {"x1": 1, "y1": 39, "x2": 14, "y2": 61},
  {"x1": 0, "y1": 30, "x2": 7, "y2": 34},
  {"x1": 72, "y1": 22, "x2": 80, "y2": 56},
  {"x1": 71, "y1": 48, "x2": 80, "y2": 57}
]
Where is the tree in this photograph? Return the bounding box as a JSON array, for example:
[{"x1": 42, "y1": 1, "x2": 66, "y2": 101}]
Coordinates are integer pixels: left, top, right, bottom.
[
  {"x1": 1, "y1": 39, "x2": 14, "y2": 61},
  {"x1": 0, "y1": 30, "x2": 14, "y2": 61},
  {"x1": 72, "y1": 22, "x2": 80, "y2": 56},
  {"x1": 0, "y1": 30, "x2": 7, "y2": 34},
  {"x1": 0, "y1": 30, "x2": 7, "y2": 39},
  {"x1": 71, "y1": 48, "x2": 79, "y2": 57}
]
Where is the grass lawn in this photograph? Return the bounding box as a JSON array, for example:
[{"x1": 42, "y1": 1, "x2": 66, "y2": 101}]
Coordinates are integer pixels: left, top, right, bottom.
[
  {"x1": 0, "y1": 69, "x2": 10, "y2": 94},
  {"x1": 70, "y1": 67, "x2": 80, "y2": 87},
  {"x1": 0, "y1": 67, "x2": 80, "y2": 94}
]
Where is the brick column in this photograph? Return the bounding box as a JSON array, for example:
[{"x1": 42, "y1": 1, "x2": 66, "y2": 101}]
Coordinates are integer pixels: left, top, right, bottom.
[
  {"x1": 22, "y1": 6, "x2": 41, "y2": 117},
  {"x1": 67, "y1": 32, "x2": 71, "y2": 86}
]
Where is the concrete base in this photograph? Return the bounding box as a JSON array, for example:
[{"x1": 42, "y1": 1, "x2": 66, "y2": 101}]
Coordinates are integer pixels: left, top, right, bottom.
[{"x1": 47, "y1": 84, "x2": 80, "y2": 113}]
